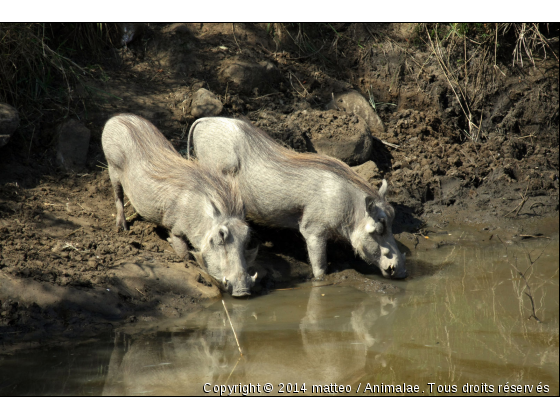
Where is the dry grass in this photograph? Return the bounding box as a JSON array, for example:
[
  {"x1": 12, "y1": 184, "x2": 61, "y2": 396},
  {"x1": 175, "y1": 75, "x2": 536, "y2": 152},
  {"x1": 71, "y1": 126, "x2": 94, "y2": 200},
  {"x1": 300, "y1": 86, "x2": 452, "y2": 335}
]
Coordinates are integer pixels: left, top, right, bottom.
[
  {"x1": 0, "y1": 23, "x2": 119, "y2": 134},
  {"x1": 503, "y1": 23, "x2": 560, "y2": 67},
  {"x1": 418, "y1": 23, "x2": 558, "y2": 143}
]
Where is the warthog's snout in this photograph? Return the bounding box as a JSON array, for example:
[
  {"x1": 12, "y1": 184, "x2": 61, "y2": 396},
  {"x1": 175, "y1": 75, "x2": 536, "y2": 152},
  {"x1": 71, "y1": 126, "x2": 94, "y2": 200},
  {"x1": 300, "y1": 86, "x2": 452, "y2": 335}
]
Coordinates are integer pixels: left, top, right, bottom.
[
  {"x1": 380, "y1": 257, "x2": 407, "y2": 279},
  {"x1": 382, "y1": 264, "x2": 407, "y2": 279},
  {"x1": 223, "y1": 272, "x2": 258, "y2": 298},
  {"x1": 379, "y1": 247, "x2": 407, "y2": 279},
  {"x1": 232, "y1": 287, "x2": 251, "y2": 297}
]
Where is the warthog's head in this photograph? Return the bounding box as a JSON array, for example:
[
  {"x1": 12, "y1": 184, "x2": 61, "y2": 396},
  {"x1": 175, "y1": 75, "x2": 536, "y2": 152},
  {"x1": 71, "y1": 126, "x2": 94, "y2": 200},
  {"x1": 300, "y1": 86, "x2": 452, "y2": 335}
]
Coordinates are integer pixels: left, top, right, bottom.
[
  {"x1": 193, "y1": 203, "x2": 259, "y2": 297},
  {"x1": 350, "y1": 180, "x2": 407, "y2": 279}
]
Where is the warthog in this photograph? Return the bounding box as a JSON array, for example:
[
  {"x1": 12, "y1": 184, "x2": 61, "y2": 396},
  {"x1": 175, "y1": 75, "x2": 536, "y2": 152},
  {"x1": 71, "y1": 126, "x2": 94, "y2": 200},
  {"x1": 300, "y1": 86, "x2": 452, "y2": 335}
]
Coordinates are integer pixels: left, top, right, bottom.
[
  {"x1": 102, "y1": 114, "x2": 258, "y2": 296},
  {"x1": 188, "y1": 117, "x2": 406, "y2": 279}
]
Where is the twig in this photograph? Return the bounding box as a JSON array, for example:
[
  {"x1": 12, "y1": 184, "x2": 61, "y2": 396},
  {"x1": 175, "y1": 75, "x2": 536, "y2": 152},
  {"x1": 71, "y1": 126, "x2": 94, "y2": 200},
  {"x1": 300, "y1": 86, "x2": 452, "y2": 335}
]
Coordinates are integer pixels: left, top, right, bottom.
[
  {"x1": 373, "y1": 136, "x2": 400, "y2": 149},
  {"x1": 497, "y1": 235, "x2": 550, "y2": 322},
  {"x1": 520, "y1": 234, "x2": 550, "y2": 239},
  {"x1": 232, "y1": 23, "x2": 242, "y2": 53},
  {"x1": 65, "y1": 227, "x2": 83, "y2": 238},
  {"x1": 135, "y1": 287, "x2": 145, "y2": 296},
  {"x1": 61, "y1": 242, "x2": 79, "y2": 252},
  {"x1": 380, "y1": 140, "x2": 400, "y2": 149},
  {"x1": 504, "y1": 184, "x2": 530, "y2": 217},
  {"x1": 224, "y1": 356, "x2": 243, "y2": 386},
  {"x1": 288, "y1": 72, "x2": 309, "y2": 98},
  {"x1": 284, "y1": 45, "x2": 324, "y2": 60},
  {"x1": 222, "y1": 299, "x2": 243, "y2": 357},
  {"x1": 254, "y1": 92, "x2": 282, "y2": 100},
  {"x1": 126, "y1": 212, "x2": 138, "y2": 222}
]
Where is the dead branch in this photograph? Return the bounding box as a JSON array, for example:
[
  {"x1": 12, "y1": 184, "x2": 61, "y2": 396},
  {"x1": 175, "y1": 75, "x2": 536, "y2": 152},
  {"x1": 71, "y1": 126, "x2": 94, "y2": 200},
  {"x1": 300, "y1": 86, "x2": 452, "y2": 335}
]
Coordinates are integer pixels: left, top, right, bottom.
[
  {"x1": 222, "y1": 299, "x2": 243, "y2": 356},
  {"x1": 504, "y1": 183, "x2": 530, "y2": 217},
  {"x1": 497, "y1": 235, "x2": 551, "y2": 322}
]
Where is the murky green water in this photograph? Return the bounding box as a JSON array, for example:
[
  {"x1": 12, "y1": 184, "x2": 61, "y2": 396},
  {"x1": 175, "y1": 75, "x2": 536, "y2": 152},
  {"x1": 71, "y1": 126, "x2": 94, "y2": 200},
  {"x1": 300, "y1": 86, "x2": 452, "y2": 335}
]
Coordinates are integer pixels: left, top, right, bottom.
[{"x1": 1, "y1": 232, "x2": 558, "y2": 396}]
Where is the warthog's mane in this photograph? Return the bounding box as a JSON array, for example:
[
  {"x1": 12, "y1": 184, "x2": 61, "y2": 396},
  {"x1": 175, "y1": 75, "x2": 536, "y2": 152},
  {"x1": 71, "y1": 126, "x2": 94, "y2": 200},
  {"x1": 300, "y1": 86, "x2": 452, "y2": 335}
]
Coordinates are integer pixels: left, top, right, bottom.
[
  {"x1": 236, "y1": 118, "x2": 381, "y2": 200},
  {"x1": 116, "y1": 114, "x2": 244, "y2": 219}
]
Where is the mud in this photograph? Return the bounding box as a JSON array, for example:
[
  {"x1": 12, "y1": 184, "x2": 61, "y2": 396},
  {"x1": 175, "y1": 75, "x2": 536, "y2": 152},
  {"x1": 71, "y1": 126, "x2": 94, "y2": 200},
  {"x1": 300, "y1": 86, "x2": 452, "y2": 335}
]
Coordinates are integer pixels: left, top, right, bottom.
[{"x1": 0, "y1": 23, "x2": 558, "y2": 352}]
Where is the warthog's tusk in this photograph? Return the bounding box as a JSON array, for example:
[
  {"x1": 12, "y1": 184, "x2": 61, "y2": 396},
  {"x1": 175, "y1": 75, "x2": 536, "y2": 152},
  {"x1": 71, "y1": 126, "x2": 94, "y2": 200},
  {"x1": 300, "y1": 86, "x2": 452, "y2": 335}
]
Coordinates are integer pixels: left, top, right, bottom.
[
  {"x1": 222, "y1": 276, "x2": 227, "y2": 285},
  {"x1": 251, "y1": 272, "x2": 258, "y2": 282}
]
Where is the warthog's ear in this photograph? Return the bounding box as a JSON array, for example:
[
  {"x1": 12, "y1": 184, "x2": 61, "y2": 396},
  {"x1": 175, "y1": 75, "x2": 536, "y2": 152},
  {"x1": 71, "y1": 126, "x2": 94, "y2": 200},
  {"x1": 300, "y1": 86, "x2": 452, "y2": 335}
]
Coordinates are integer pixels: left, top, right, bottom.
[
  {"x1": 190, "y1": 251, "x2": 206, "y2": 268},
  {"x1": 205, "y1": 200, "x2": 221, "y2": 220},
  {"x1": 379, "y1": 179, "x2": 388, "y2": 200},
  {"x1": 245, "y1": 246, "x2": 259, "y2": 266}
]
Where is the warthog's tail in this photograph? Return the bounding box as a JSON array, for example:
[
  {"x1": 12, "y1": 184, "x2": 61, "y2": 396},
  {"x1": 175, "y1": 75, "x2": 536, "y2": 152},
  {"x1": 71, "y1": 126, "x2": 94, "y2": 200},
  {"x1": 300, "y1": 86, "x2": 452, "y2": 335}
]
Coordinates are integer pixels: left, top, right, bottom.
[{"x1": 187, "y1": 118, "x2": 206, "y2": 160}]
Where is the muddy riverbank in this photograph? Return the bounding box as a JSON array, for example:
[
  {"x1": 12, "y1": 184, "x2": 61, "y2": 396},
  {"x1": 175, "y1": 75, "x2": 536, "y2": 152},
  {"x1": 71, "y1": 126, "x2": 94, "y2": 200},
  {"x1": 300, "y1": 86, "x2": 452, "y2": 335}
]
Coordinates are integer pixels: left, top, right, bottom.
[{"x1": 0, "y1": 23, "x2": 558, "y2": 354}]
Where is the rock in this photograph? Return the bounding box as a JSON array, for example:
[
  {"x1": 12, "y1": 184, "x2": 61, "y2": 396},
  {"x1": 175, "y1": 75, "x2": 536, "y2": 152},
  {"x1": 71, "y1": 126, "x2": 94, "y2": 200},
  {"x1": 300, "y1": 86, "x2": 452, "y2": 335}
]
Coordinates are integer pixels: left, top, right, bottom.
[
  {"x1": 352, "y1": 160, "x2": 380, "y2": 184},
  {"x1": 190, "y1": 88, "x2": 223, "y2": 118},
  {"x1": 87, "y1": 258, "x2": 98, "y2": 269},
  {"x1": 288, "y1": 109, "x2": 372, "y2": 165},
  {"x1": 55, "y1": 119, "x2": 91, "y2": 171},
  {"x1": 326, "y1": 90, "x2": 385, "y2": 133},
  {"x1": 163, "y1": 23, "x2": 191, "y2": 34},
  {"x1": 0, "y1": 103, "x2": 20, "y2": 148},
  {"x1": 219, "y1": 58, "x2": 281, "y2": 94}
]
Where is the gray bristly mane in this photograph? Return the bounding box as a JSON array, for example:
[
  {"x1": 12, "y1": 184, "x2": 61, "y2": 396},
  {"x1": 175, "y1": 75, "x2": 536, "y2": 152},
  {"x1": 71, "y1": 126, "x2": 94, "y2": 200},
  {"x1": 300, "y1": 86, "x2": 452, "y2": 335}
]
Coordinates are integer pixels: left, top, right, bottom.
[
  {"x1": 116, "y1": 114, "x2": 244, "y2": 219},
  {"x1": 234, "y1": 118, "x2": 381, "y2": 200}
]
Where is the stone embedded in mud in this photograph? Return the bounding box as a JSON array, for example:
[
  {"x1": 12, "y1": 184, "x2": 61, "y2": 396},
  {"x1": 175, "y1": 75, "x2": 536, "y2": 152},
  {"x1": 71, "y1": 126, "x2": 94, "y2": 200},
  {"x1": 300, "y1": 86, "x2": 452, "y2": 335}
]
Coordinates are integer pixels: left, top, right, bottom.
[
  {"x1": 326, "y1": 90, "x2": 385, "y2": 134},
  {"x1": 288, "y1": 109, "x2": 373, "y2": 165},
  {"x1": 0, "y1": 103, "x2": 19, "y2": 148},
  {"x1": 190, "y1": 88, "x2": 223, "y2": 118},
  {"x1": 163, "y1": 23, "x2": 192, "y2": 34},
  {"x1": 352, "y1": 160, "x2": 380, "y2": 184},
  {"x1": 219, "y1": 58, "x2": 281, "y2": 94},
  {"x1": 55, "y1": 119, "x2": 91, "y2": 171}
]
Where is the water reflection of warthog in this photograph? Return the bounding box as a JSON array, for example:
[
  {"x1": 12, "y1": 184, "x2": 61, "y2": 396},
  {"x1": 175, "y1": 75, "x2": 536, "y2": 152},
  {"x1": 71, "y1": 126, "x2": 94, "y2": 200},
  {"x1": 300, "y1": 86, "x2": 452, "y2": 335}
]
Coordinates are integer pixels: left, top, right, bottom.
[
  {"x1": 102, "y1": 114, "x2": 257, "y2": 296},
  {"x1": 102, "y1": 308, "x2": 250, "y2": 396},
  {"x1": 188, "y1": 118, "x2": 406, "y2": 279},
  {"x1": 102, "y1": 287, "x2": 399, "y2": 395}
]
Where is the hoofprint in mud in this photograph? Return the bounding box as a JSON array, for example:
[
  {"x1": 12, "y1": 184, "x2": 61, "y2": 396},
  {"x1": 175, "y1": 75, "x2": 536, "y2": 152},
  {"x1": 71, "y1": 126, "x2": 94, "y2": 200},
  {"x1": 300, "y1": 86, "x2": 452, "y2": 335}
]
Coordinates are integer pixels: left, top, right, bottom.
[
  {"x1": 102, "y1": 114, "x2": 258, "y2": 296},
  {"x1": 188, "y1": 117, "x2": 406, "y2": 279}
]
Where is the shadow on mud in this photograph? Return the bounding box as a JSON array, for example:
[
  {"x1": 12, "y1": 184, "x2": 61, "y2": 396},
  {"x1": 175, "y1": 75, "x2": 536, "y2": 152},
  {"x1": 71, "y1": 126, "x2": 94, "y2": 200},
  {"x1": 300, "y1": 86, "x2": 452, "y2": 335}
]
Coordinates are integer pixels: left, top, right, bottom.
[{"x1": 248, "y1": 222, "x2": 417, "y2": 281}]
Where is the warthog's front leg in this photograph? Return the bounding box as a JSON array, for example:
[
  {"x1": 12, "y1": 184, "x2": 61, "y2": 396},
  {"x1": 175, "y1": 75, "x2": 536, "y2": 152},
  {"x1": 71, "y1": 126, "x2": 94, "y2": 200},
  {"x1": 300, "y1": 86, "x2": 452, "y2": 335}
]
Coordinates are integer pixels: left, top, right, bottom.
[
  {"x1": 300, "y1": 225, "x2": 328, "y2": 279},
  {"x1": 168, "y1": 229, "x2": 189, "y2": 260},
  {"x1": 108, "y1": 167, "x2": 128, "y2": 231}
]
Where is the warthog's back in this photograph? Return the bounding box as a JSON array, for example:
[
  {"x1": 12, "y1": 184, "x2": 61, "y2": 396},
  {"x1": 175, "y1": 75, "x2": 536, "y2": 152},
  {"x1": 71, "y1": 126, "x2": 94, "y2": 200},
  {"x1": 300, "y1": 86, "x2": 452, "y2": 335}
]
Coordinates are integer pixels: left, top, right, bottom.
[
  {"x1": 189, "y1": 117, "x2": 379, "y2": 227},
  {"x1": 102, "y1": 114, "x2": 243, "y2": 227}
]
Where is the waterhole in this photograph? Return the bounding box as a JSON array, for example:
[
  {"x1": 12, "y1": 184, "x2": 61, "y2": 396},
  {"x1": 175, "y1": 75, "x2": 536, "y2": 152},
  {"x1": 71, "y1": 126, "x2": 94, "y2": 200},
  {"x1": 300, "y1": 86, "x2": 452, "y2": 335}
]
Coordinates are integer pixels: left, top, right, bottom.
[{"x1": 0, "y1": 231, "x2": 558, "y2": 396}]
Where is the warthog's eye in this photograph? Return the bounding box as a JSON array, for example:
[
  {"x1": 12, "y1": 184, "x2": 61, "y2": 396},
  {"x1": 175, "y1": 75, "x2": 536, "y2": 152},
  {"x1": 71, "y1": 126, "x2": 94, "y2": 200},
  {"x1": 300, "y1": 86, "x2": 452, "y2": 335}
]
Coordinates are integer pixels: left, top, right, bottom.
[
  {"x1": 378, "y1": 218, "x2": 387, "y2": 234},
  {"x1": 217, "y1": 226, "x2": 229, "y2": 245}
]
